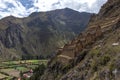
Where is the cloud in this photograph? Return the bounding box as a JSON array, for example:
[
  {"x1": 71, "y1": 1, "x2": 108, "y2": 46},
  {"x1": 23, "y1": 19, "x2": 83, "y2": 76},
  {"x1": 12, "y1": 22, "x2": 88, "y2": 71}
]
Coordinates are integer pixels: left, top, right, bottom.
[
  {"x1": 33, "y1": 0, "x2": 107, "y2": 13},
  {"x1": 0, "y1": 0, "x2": 107, "y2": 19},
  {"x1": 0, "y1": 0, "x2": 26, "y2": 17}
]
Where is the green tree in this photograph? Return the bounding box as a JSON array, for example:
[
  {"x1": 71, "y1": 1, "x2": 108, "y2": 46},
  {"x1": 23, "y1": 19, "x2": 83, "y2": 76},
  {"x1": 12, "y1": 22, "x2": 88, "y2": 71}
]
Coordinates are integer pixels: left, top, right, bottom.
[{"x1": 30, "y1": 64, "x2": 46, "y2": 80}]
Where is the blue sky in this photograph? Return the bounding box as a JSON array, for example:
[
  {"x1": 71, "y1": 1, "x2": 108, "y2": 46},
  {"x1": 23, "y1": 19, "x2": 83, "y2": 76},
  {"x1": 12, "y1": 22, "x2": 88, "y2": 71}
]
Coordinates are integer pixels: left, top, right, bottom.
[{"x1": 0, "y1": 0, "x2": 107, "y2": 19}]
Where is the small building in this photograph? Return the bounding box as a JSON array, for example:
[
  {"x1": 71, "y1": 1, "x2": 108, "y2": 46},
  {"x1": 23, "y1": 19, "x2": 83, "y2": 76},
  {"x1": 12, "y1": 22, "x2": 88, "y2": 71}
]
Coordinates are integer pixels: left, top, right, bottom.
[{"x1": 23, "y1": 72, "x2": 33, "y2": 78}]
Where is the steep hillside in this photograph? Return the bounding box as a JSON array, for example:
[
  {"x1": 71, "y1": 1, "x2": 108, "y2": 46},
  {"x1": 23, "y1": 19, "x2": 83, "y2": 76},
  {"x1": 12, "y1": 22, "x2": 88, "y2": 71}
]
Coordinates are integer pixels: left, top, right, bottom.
[
  {"x1": 0, "y1": 8, "x2": 91, "y2": 60},
  {"x1": 40, "y1": 0, "x2": 120, "y2": 80}
]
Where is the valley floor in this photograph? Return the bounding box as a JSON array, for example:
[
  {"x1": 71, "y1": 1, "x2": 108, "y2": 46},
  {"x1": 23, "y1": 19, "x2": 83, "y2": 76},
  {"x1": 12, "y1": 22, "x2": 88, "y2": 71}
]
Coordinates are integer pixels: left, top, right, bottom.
[{"x1": 0, "y1": 60, "x2": 48, "y2": 80}]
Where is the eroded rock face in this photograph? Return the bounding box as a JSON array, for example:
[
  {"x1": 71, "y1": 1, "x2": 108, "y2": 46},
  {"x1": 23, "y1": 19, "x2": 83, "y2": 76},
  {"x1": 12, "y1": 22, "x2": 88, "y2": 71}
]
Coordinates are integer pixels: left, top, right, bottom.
[
  {"x1": 0, "y1": 8, "x2": 91, "y2": 60},
  {"x1": 41, "y1": 0, "x2": 120, "y2": 80},
  {"x1": 0, "y1": 23, "x2": 23, "y2": 48}
]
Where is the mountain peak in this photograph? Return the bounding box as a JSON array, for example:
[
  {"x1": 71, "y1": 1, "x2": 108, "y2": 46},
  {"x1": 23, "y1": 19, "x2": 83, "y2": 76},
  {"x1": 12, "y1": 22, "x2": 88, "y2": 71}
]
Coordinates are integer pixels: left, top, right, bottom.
[
  {"x1": 28, "y1": 8, "x2": 76, "y2": 17},
  {"x1": 64, "y1": 7, "x2": 73, "y2": 10}
]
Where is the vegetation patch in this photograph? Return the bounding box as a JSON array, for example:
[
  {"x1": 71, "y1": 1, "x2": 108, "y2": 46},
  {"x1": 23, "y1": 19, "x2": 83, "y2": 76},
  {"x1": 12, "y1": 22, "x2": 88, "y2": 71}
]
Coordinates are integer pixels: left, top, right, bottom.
[{"x1": 89, "y1": 48, "x2": 100, "y2": 58}]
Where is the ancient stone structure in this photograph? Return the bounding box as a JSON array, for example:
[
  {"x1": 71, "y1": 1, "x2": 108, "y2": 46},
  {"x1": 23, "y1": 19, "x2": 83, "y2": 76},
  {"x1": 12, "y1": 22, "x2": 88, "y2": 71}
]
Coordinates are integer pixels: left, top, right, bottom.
[{"x1": 57, "y1": 25, "x2": 102, "y2": 63}]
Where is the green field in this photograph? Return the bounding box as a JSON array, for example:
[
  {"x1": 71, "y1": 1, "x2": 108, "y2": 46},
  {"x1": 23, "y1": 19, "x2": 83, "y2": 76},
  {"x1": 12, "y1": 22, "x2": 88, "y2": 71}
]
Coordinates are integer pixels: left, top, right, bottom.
[{"x1": 0, "y1": 60, "x2": 48, "y2": 80}]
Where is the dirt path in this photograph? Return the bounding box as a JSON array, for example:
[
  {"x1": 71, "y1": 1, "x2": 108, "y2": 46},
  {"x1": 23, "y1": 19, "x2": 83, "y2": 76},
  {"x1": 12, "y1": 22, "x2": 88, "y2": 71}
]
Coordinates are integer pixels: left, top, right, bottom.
[{"x1": 58, "y1": 55, "x2": 72, "y2": 59}]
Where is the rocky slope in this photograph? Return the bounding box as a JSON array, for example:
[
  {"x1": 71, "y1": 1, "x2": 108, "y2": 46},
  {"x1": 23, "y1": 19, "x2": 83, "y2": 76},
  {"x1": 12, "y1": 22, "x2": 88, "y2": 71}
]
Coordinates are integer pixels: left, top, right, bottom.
[
  {"x1": 0, "y1": 8, "x2": 91, "y2": 60},
  {"x1": 41, "y1": 0, "x2": 120, "y2": 80}
]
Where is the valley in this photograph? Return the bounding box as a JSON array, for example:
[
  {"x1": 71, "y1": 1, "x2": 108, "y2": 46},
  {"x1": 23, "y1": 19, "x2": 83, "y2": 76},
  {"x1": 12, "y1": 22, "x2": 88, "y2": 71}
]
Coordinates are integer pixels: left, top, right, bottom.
[
  {"x1": 0, "y1": 0, "x2": 120, "y2": 80},
  {"x1": 0, "y1": 8, "x2": 91, "y2": 60},
  {"x1": 0, "y1": 60, "x2": 48, "y2": 80},
  {"x1": 0, "y1": 6, "x2": 91, "y2": 80}
]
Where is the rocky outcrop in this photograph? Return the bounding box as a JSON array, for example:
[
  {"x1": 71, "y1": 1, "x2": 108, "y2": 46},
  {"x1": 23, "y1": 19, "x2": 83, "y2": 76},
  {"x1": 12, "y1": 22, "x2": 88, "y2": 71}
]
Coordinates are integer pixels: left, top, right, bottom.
[{"x1": 41, "y1": 0, "x2": 120, "y2": 80}]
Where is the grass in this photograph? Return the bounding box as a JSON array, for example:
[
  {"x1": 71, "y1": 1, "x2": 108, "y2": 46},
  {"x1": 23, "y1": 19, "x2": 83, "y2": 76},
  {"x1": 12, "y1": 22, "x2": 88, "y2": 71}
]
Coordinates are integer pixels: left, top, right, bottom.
[
  {"x1": 15, "y1": 67, "x2": 29, "y2": 72},
  {"x1": 2, "y1": 60, "x2": 48, "y2": 65},
  {"x1": 89, "y1": 48, "x2": 100, "y2": 58},
  {"x1": 27, "y1": 65, "x2": 38, "y2": 69},
  {"x1": 6, "y1": 77, "x2": 14, "y2": 80}
]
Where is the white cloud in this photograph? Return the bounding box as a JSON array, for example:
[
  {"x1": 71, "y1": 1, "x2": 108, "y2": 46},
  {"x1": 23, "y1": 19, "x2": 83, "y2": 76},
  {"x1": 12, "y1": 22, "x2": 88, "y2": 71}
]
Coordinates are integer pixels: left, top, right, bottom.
[
  {"x1": 32, "y1": 0, "x2": 107, "y2": 13},
  {"x1": 0, "y1": 0, "x2": 27, "y2": 17},
  {"x1": 0, "y1": 0, "x2": 107, "y2": 19}
]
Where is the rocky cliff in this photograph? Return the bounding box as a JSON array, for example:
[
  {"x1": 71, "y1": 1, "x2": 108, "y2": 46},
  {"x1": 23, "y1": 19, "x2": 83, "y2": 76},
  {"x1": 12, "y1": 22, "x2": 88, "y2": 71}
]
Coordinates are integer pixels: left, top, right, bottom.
[
  {"x1": 41, "y1": 0, "x2": 120, "y2": 80},
  {"x1": 0, "y1": 8, "x2": 91, "y2": 60}
]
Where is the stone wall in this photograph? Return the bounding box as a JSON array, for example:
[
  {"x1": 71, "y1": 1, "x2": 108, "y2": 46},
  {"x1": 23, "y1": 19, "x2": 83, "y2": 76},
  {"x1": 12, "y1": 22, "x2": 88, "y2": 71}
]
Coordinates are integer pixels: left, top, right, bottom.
[{"x1": 57, "y1": 25, "x2": 102, "y2": 63}]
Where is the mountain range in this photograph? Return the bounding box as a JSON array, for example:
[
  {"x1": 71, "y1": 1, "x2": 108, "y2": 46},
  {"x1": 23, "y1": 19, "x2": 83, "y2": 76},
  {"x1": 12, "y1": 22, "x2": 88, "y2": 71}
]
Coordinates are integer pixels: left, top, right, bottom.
[
  {"x1": 0, "y1": 8, "x2": 91, "y2": 60},
  {"x1": 39, "y1": 0, "x2": 120, "y2": 80}
]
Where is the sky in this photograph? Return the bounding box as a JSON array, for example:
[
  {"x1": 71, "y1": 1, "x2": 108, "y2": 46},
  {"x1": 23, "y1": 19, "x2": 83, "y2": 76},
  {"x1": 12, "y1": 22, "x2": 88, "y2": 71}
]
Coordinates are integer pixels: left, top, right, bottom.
[{"x1": 0, "y1": 0, "x2": 107, "y2": 19}]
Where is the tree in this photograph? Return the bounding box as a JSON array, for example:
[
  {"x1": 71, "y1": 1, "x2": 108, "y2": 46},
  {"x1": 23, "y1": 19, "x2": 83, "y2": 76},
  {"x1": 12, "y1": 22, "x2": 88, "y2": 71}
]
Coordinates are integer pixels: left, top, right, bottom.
[{"x1": 30, "y1": 64, "x2": 46, "y2": 80}]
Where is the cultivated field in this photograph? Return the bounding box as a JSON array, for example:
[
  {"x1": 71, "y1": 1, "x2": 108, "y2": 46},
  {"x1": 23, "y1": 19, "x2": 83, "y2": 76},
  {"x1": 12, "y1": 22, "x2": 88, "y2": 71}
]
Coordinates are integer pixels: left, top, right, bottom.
[{"x1": 0, "y1": 60, "x2": 48, "y2": 80}]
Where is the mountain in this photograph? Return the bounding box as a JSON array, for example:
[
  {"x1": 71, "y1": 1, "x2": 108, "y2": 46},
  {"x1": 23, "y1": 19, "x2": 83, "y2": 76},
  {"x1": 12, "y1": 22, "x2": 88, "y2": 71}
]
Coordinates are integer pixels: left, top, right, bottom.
[
  {"x1": 0, "y1": 8, "x2": 91, "y2": 60},
  {"x1": 40, "y1": 0, "x2": 120, "y2": 80}
]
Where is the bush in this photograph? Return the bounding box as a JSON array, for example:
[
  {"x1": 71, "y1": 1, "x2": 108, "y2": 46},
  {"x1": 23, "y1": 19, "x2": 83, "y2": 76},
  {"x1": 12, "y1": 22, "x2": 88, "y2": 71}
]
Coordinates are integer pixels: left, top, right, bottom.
[
  {"x1": 99, "y1": 55, "x2": 110, "y2": 65},
  {"x1": 30, "y1": 64, "x2": 46, "y2": 80}
]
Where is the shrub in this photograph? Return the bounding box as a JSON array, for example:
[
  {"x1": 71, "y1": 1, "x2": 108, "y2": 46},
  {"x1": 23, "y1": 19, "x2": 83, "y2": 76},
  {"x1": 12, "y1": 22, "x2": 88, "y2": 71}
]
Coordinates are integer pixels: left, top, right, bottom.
[
  {"x1": 92, "y1": 61, "x2": 98, "y2": 72},
  {"x1": 99, "y1": 55, "x2": 110, "y2": 65},
  {"x1": 30, "y1": 64, "x2": 46, "y2": 80}
]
